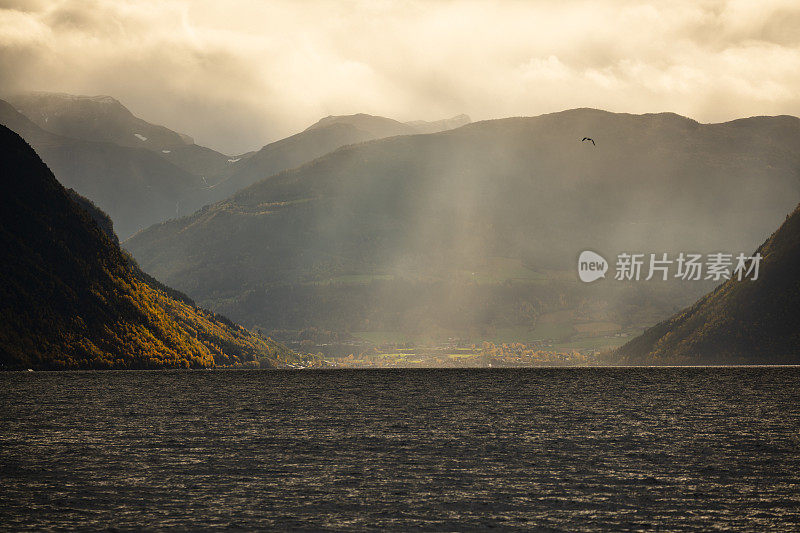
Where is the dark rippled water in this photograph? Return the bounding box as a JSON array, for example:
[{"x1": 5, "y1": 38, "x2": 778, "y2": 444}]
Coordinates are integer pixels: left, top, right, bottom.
[{"x1": 1, "y1": 368, "x2": 800, "y2": 531}]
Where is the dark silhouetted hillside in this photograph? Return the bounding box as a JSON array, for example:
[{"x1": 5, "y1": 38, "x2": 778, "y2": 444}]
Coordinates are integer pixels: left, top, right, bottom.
[
  {"x1": 615, "y1": 204, "x2": 800, "y2": 364},
  {"x1": 0, "y1": 125, "x2": 292, "y2": 370}
]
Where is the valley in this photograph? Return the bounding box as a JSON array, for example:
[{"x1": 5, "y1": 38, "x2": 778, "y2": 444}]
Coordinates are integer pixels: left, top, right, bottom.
[{"x1": 2, "y1": 92, "x2": 799, "y2": 365}]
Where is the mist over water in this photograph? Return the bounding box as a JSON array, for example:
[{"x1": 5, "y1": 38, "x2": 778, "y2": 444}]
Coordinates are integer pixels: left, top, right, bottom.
[{"x1": 2, "y1": 368, "x2": 799, "y2": 531}]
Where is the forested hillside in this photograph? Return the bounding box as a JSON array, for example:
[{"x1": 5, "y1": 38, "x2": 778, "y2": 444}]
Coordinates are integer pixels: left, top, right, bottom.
[
  {"x1": 0, "y1": 125, "x2": 292, "y2": 370},
  {"x1": 615, "y1": 204, "x2": 800, "y2": 364}
]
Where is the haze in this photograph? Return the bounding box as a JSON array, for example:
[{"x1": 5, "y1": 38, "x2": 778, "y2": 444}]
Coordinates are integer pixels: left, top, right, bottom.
[{"x1": 1, "y1": 0, "x2": 799, "y2": 154}]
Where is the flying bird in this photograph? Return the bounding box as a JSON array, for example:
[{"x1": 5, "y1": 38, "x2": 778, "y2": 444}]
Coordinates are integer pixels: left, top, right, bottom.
[{"x1": 582, "y1": 137, "x2": 595, "y2": 146}]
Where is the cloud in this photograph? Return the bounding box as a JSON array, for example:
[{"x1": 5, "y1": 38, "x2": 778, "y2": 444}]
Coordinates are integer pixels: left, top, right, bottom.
[{"x1": 1, "y1": 0, "x2": 799, "y2": 153}]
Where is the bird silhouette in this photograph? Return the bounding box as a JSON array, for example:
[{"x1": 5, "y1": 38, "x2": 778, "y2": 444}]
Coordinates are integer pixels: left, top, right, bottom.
[{"x1": 582, "y1": 137, "x2": 595, "y2": 146}]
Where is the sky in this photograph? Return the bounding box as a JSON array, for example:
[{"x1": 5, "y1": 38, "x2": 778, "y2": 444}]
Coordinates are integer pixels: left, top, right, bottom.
[{"x1": 1, "y1": 0, "x2": 799, "y2": 154}]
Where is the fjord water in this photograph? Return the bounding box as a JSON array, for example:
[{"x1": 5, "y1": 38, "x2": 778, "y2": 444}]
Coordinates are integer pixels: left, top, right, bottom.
[{"x1": 1, "y1": 368, "x2": 799, "y2": 531}]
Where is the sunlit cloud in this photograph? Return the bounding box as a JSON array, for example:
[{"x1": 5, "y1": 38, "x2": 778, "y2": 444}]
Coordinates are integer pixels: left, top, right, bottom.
[{"x1": 1, "y1": 0, "x2": 799, "y2": 153}]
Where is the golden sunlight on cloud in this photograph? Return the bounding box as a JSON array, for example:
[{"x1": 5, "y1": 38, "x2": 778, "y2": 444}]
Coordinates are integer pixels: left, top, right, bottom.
[{"x1": 1, "y1": 0, "x2": 798, "y2": 153}]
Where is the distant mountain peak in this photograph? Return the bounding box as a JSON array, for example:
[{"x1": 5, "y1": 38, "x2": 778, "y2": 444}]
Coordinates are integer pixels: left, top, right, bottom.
[
  {"x1": 304, "y1": 113, "x2": 416, "y2": 137},
  {"x1": 18, "y1": 91, "x2": 126, "y2": 112},
  {"x1": 6, "y1": 91, "x2": 194, "y2": 149},
  {"x1": 305, "y1": 112, "x2": 473, "y2": 136},
  {"x1": 406, "y1": 114, "x2": 471, "y2": 133},
  {"x1": 0, "y1": 96, "x2": 211, "y2": 238}
]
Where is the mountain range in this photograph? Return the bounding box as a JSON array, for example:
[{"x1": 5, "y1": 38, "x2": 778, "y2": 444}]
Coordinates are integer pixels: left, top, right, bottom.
[
  {"x1": 1, "y1": 92, "x2": 471, "y2": 239},
  {"x1": 0, "y1": 98, "x2": 209, "y2": 239},
  {"x1": 7, "y1": 92, "x2": 195, "y2": 149},
  {"x1": 0, "y1": 93, "x2": 800, "y2": 366},
  {"x1": 5, "y1": 92, "x2": 249, "y2": 179},
  {"x1": 124, "y1": 109, "x2": 800, "y2": 337},
  {"x1": 0, "y1": 124, "x2": 292, "y2": 370},
  {"x1": 207, "y1": 112, "x2": 471, "y2": 203}
]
